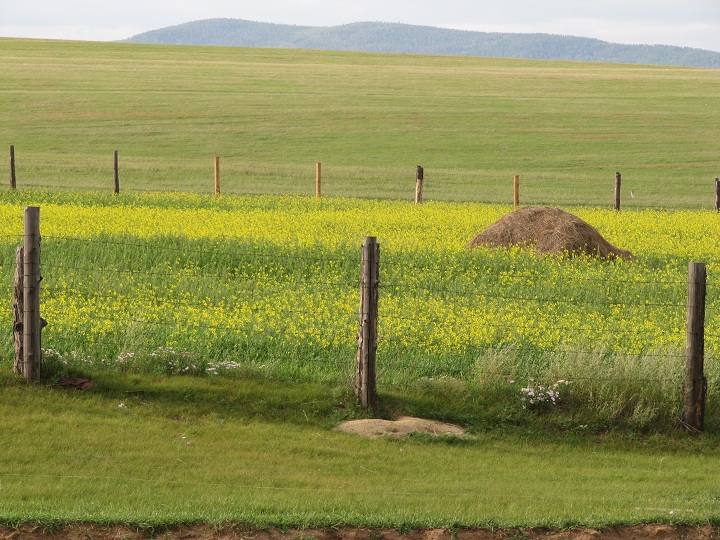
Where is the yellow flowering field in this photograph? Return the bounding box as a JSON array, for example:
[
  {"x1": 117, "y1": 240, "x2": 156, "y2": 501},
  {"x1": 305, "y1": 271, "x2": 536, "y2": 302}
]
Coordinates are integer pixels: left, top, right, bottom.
[{"x1": 1, "y1": 190, "x2": 718, "y2": 388}]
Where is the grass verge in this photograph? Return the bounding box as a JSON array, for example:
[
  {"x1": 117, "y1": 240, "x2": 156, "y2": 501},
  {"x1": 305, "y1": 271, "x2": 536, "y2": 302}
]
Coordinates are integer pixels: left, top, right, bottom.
[{"x1": 1, "y1": 368, "x2": 719, "y2": 528}]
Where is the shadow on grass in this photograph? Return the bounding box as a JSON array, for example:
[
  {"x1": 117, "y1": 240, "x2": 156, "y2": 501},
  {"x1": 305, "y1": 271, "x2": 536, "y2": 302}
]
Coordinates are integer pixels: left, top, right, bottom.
[{"x1": 2, "y1": 365, "x2": 718, "y2": 451}]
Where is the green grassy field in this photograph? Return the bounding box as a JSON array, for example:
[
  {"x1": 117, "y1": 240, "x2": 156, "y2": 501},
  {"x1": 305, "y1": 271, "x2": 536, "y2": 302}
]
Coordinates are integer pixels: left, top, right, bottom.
[
  {"x1": 2, "y1": 374, "x2": 720, "y2": 529},
  {"x1": 1, "y1": 39, "x2": 720, "y2": 530},
  {"x1": 1, "y1": 38, "x2": 719, "y2": 206}
]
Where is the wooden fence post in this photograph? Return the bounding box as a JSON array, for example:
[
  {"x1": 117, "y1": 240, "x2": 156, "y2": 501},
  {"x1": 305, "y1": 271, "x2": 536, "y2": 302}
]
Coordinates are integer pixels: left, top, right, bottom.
[
  {"x1": 316, "y1": 162, "x2": 321, "y2": 198},
  {"x1": 214, "y1": 156, "x2": 220, "y2": 196},
  {"x1": 356, "y1": 236, "x2": 379, "y2": 411},
  {"x1": 10, "y1": 145, "x2": 16, "y2": 190},
  {"x1": 13, "y1": 246, "x2": 23, "y2": 374},
  {"x1": 684, "y1": 261, "x2": 707, "y2": 433},
  {"x1": 513, "y1": 175, "x2": 520, "y2": 209},
  {"x1": 23, "y1": 206, "x2": 41, "y2": 382},
  {"x1": 415, "y1": 166, "x2": 423, "y2": 204},
  {"x1": 113, "y1": 151, "x2": 120, "y2": 195},
  {"x1": 714, "y1": 178, "x2": 719, "y2": 212},
  {"x1": 614, "y1": 172, "x2": 621, "y2": 211}
]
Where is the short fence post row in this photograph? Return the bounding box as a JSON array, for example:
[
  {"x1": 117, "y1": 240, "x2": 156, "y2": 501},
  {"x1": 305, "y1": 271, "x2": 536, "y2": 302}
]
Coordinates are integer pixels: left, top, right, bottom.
[
  {"x1": 684, "y1": 261, "x2": 707, "y2": 433},
  {"x1": 356, "y1": 236, "x2": 379, "y2": 410}
]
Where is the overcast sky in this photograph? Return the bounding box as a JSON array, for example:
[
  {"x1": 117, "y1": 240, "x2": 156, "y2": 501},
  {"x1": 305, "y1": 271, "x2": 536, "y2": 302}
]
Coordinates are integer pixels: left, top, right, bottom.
[{"x1": 1, "y1": 0, "x2": 719, "y2": 52}]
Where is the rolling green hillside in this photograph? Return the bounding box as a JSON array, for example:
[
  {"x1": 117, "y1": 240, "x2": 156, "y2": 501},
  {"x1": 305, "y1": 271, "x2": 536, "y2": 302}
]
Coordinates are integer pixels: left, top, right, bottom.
[
  {"x1": 1, "y1": 38, "x2": 719, "y2": 208},
  {"x1": 123, "y1": 19, "x2": 720, "y2": 69}
]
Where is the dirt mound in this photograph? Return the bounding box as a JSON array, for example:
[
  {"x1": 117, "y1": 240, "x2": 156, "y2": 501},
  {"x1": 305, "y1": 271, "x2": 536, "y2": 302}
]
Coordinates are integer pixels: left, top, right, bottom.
[
  {"x1": 336, "y1": 416, "x2": 468, "y2": 439},
  {"x1": 468, "y1": 207, "x2": 633, "y2": 261}
]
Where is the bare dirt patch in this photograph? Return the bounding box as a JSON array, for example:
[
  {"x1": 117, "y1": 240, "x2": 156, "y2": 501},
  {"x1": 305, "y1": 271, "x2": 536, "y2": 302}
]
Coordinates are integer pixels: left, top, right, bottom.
[
  {"x1": 335, "y1": 416, "x2": 467, "y2": 439},
  {"x1": 1, "y1": 524, "x2": 716, "y2": 540},
  {"x1": 467, "y1": 206, "x2": 633, "y2": 261}
]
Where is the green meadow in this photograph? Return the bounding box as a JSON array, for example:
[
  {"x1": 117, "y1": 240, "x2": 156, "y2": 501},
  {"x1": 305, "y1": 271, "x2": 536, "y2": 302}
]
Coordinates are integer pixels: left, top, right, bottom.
[
  {"x1": 1, "y1": 38, "x2": 719, "y2": 206},
  {"x1": 1, "y1": 39, "x2": 720, "y2": 531}
]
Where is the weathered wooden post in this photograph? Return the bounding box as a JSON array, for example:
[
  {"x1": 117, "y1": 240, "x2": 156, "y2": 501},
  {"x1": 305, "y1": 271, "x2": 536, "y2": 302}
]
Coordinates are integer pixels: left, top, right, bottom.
[
  {"x1": 614, "y1": 172, "x2": 621, "y2": 211},
  {"x1": 513, "y1": 175, "x2": 520, "y2": 209},
  {"x1": 415, "y1": 166, "x2": 424, "y2": 204},
  {"x1": 714, "y1": 178, "x2": 719, "y2": 212},
  {"x1": 316, "y1": 162, "x2": 321, "y2": 198},
  {"x1": 10, "y1": 145, "x2": 16, "y2": 189},
  {"x1": 356, "y1": 236, "x2": 379, "y2": 411},
  {"x1": 684, "y1": 261, "x2": 707, "y2": 433},
  {"x1": 13, "y1": 246, "x2": 23, "y2": 374},
  {"x1": 113, "y1": 150, "x2": 120, "y2": 195},
  {"x1": 214, "y1": 156, "x2": 220, "y2": 196},
  {"x1": 23, "y1": 206, "x2": 41, "y2": 382}
]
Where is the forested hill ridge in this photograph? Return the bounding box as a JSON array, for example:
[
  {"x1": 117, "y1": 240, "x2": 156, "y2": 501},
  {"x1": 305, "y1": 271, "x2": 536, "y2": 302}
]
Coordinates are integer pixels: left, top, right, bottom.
[{"x1": 123, "y1": 19, "x2": 720, "y2": 68}]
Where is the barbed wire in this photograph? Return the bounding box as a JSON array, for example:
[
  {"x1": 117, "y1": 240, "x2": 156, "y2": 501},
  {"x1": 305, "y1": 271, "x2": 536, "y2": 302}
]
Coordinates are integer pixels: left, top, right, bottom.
[
  {"x1": 378, "y1": 313, "x2": 687, "y2": 338},
  {"x1": 381, "y1": 259, "x2": 691, "y2": 286},
  {"x1": 41, "y1": 235, "x2": 356, "y2": 263},
  {"x1": 40, "y1": 263, "x2": 359, "y2": 288},
  {"x1": 380, "y1": 283, "x2": 686, "y2": 308}
]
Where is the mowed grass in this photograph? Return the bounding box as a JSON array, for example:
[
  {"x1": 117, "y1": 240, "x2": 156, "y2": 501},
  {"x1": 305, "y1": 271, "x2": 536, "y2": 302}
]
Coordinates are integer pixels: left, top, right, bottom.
[
  {"x1": 1, "y1": 38, "x2": 719, "y2": 206},
  {"x1": 2, "y1": 374, "x2": 720, "y2": 528}
]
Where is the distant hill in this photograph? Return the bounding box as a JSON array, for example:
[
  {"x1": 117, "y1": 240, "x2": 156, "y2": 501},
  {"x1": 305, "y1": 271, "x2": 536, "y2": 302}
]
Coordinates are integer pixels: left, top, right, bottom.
[{"x1": 123, "y1": 19, "x2": 720, "y2": 69}]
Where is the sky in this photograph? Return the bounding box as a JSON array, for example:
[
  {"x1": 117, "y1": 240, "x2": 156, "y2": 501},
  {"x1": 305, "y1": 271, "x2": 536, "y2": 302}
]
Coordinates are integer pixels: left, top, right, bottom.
[{"x1": 1, "y1": 0, "x2": 719, "y2": 53}]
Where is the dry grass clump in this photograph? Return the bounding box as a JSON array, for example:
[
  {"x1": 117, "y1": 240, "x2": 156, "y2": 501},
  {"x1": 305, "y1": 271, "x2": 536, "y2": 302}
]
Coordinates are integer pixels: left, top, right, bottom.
[{"x1": 468, "y1": 206, "x2": 634, "y2": 261}]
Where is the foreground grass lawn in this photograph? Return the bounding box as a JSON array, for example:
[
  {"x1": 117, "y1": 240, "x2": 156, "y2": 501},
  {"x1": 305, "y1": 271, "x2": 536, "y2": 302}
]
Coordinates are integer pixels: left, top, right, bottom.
[{"x1": 1, "y1": 373, "x2": 719, "y2": 529}]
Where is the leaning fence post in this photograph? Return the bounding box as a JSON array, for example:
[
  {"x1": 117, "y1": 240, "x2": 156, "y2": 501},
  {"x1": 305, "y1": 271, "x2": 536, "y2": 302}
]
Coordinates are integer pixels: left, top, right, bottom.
[
  {"x1": 614, "y1": 172, "x2": 621, "y2": 211},
  {"x1": 356, "y1": 236, "x2": 379, "y2": 411},
  {"x1": 10, "y1": 145, "x2": 16, "y2": 189},
  {"x1": 415, "y1": 166, "x2": 424, "y2": 204},
  {"x1": 13, "y1": 246, "x2": 23, "y2": 374},
  {"x1": 23, "y1": 206, "x2": 41, "y2": 382},
  {"x1": 684, "y1": 261, "x2": 706, "y2": 433}
]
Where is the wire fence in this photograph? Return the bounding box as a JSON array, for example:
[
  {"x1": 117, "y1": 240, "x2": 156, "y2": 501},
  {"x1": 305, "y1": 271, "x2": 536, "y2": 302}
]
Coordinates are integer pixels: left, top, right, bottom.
[{"x1": 3, "y1": 232, "x2": 708, "y2": 389}]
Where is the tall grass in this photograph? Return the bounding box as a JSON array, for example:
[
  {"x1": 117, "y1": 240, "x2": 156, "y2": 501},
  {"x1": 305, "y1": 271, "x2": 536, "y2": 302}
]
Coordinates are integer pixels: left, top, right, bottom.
[{"x1": 1, "y1": 189, "x2": 719, "y2": 430}]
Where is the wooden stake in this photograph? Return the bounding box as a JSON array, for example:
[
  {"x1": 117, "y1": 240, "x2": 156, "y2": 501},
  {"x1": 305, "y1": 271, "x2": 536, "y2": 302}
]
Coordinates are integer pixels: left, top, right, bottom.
[
  {"x1": 714, "y1": 178, "x2": 719, "y2": 212},
  {"x1": 684, "y1": 261, "x2": 707, "y2": 433},
  {"x1": 10, "y1": 145, "x2": 16, "y2": 190},
  {"x1": 13, "y1": 246, "x2": 23, "y2": 374},
  {"x1": 316, "y1": 162, "x2": 321, "y2": 198},
  {"x1": 415, "y1": 165, "x2": 424, "y2": 204},
  {"x1": 356, "y1": 236, "x2": 379, "y2": 411},
  {"x1": 113, "y1": 151, "x2": 120, "y2": 195},
  {"x1": 214, "y1": 156, "x2": 220, "y2": 196},
  {"x1": 614, "y1": 172, "x2": 621, "y2": 211},
  {"x1": 23, "y1": 206, "x2": 41, "y2": 382},
  {"x1": 513, "y1": 175, "x2": 520, "y2": 209}
]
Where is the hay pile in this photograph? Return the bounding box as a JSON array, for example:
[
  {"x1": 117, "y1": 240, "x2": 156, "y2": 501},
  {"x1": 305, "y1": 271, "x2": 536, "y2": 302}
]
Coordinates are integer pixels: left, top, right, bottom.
[{"x1": 468, "y1": 206, "x2": 634, "y2": 261}]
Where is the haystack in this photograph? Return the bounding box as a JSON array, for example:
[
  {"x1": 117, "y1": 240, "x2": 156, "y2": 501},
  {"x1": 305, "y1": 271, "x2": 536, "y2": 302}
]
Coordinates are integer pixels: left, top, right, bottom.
[{"x1": 468, "y1": 206, "x2": 633, "y2": 261}]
